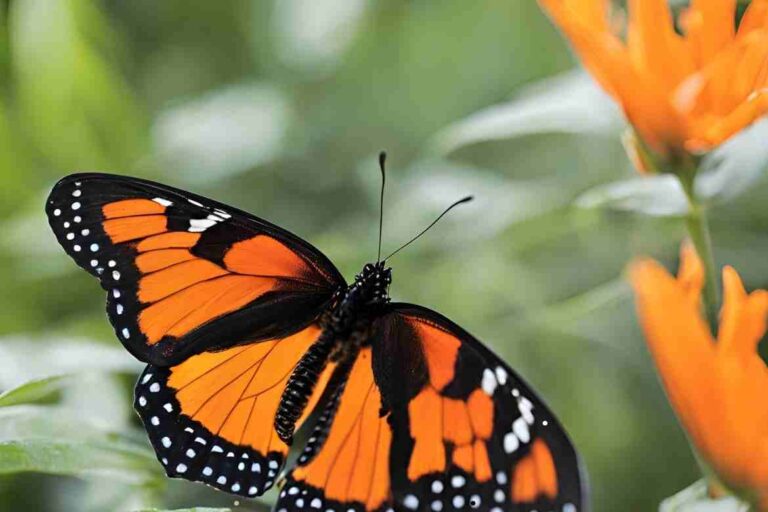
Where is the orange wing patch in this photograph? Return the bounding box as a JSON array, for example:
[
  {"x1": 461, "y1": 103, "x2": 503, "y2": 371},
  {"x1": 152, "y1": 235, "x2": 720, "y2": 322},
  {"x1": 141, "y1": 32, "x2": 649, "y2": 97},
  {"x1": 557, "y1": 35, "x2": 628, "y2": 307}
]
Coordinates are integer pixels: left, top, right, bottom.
[
  {"x1": 408, "y1": 387, "x2": 495, "y2": 484},
  {"x1": 104, "y1": 215, "x2": 168, "y2": 243},
  {"x1": 287, "y1": 348, "x2": 392, "y2": 512},
  {"x1": 137, "y1": 232, "x2": 200, "y2": 252},
  {"x1": 136, "y1": 249, "x2": 196, "y2": 273},
  {"x1": 167, "y1": 325, "x2": 330, "y2": 454},
  {"x1": 99, "y1": 200, "x2": 321, "y2": 347},
  {"x1": 511, "y1": 439, "x2": 559, "y2": 503},
  {"x1": 103, "y1": 198, "x2": 166, "y2": 219},
  {"x1": 412, "y1": 320, "x2": 460, "y2": 390},
  {"x1": 138, "y1": 275, "x2": 276, "y2": 344},
  {"x1": 405, "y1": 318, "x2": 495, "y2": 485},
  {"x1": 224, "y1": 235, "x2": 312, "y2": 278},
  {"x1": 135, "y1": 325, "x2": 335, "y2": 497}
]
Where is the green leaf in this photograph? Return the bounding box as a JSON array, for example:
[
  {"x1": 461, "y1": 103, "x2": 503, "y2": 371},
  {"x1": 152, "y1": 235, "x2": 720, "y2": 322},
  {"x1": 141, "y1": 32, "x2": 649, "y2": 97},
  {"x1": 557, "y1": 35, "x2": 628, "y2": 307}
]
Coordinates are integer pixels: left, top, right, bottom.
[
  {"x1": 0, "y1": 336, "x2": 142, "y2": 391},
  {"x1": 0, "y1": 375, "x2": 69, "y2": 407},
  {"x1": 575, "y1": 175, "x2": 688, "y2": 217},
  {"x1": 0, "y1": 405, "x2": 109, "y2": 442},
  {"x1": 576, "y1": 119, "x2": 768, "y2": 216},
  {"x1": 10, "y1": 0, "x2": 145, "y2": 170},
  {"x1": 271, "y1": 0, "x2": 369, "y2": 73},
  {"x1": 659, "y1": 480, "x2": 749, "y2": 511},
  {"x1": 430, "y1": 71, "x2": 621, "y2": 154},
  {"x1": 0, "y1": 439, "x2": 159, "y2": 484},
  {"x1": 696, "y1": 118, "x2": 768, "y2": 205},
  {"x1": 153, "y1": 83, "x2": 290, "y2": 184}
]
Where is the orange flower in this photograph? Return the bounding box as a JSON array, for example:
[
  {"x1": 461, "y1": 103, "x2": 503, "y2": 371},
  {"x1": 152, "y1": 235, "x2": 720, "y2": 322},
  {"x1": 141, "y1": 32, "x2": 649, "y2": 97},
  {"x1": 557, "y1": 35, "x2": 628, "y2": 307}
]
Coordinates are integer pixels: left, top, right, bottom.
[
  {"x1": 630, "y1": 245, "x2": 768, "y2": 508},
  {"x1": 539, "y1": 0, "x2": 768, "y2": 158}
]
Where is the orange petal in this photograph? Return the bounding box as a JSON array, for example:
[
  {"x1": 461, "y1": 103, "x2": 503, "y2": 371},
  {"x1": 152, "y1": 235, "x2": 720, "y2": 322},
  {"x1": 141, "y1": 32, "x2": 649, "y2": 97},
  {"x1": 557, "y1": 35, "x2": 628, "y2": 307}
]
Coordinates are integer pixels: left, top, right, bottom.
[
  {"x1": 539, "y1": 0, "x2": 688, "y2": 154},
  {"x1": 738, "y1": 0, "x2": 768, "y2": 37},
  {"x1": 681, "y1": 31, "x2": 768, "y2": 119},
  {"x1": 718, "y1": 266, "x2": 768, "y2": 358},
  {"x1": 684, "y1": 0, "x2": 737, "y2": 66},
  {"x1": 629, "y1": 257, "x2": 717, "y2": 447},
  {"x1": 538, "y1": 0, "x2": 626, "y2": 99},
  {"x1": 687, "y1": 90, "x2": 768, "y2": 150},
  {"x1": 632, "y1": 252, "x2": 768, "y2": 501},
  {"x1": 626, "y1": 0, "x2": 695, "y2": 92},
  {"x1": 677, "y1": 243, "x2": 705, "y2": 306}
]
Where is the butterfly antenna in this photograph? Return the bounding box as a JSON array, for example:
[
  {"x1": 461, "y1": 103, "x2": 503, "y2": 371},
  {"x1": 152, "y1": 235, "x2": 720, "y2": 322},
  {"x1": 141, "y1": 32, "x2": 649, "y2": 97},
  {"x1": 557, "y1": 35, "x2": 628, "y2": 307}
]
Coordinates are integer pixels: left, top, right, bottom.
[
  {"x1": 383, "y1": 195, "x2": 473, "y2": 261},
  {"x1": 377, "y1": 151, "x2": 386, "y2": 263}
]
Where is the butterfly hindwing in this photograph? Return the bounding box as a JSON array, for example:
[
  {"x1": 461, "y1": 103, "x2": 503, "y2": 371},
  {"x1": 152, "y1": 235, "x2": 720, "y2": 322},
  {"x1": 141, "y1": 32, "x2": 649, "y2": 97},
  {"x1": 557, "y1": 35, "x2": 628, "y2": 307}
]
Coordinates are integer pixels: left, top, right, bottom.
[
  {"x1": 134, "y1": 323, "x2": 338, "y2": 497},
  {"x1": 278, "y1": 346, "x2": 397, "y2": 512},
  {"x1": 46, "y1": 174, "x2": 345, "y2": 365},
  {"x1": 379, "y1": 304, "x2": 586, "y2": 512},
  {"x1": 275, "y1": 305, "x2": 586, "y2": 512}
]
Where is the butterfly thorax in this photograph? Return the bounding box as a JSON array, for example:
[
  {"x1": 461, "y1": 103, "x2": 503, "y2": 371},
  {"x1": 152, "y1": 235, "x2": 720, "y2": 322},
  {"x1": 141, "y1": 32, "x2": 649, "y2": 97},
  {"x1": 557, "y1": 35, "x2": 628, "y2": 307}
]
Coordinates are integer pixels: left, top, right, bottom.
[
  {"x1": 274, "y1": 261, "x2": 391, "y2": 444},
  {"x1": 326, "y1": 261, "x2": 392, "y2": 337}
]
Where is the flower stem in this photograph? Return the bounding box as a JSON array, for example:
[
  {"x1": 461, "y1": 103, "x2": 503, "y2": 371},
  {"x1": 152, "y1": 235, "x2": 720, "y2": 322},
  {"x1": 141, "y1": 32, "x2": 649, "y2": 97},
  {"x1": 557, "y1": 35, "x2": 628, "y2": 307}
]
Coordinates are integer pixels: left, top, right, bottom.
[{"x1": 679, "y1": 173, "x2": 720, "y2": 333}]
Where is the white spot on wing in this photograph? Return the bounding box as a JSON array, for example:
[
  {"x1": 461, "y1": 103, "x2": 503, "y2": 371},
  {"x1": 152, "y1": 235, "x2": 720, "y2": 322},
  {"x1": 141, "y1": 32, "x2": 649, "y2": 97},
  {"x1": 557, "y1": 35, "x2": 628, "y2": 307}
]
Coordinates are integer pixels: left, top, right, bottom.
[
  {"x1": 495, "y1": 366, "x2": 508, "y2": 385},
  {"x1": 519, "y1": 397, "x2": 535, "y2": 424},
  {"x1": 403, "y1": 495, "x2": 419, "y2": 510},
  {"x1": 513, "y1": 417, "x2": 530, "y2": 443},
  {"x1": 153, "y1": 197, "x2": 172, "y2": 207},
  {"x1": 503, "y1": 432, "x2": 519, "y2": 453},
  {"x1": 188, "y1": 218, "x2": 216, "y2": 232},
  {"x1": 482, "y1": 368, "x2": 497, "y2": 395}
]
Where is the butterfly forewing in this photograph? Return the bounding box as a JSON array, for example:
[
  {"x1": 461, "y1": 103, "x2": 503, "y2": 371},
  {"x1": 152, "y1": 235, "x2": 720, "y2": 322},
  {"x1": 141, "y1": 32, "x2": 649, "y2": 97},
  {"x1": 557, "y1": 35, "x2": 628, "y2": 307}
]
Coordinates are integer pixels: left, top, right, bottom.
[{"x1": 46, "y1": 173, "x2": 345, "y2": 365}]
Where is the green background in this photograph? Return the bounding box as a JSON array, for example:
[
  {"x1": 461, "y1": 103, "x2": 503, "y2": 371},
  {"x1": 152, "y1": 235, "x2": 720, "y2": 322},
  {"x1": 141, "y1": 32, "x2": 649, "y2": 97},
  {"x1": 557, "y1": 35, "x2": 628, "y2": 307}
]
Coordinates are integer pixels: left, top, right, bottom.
[{"x1": 1, "y1": 1, "x2": 767, "y2": 511}]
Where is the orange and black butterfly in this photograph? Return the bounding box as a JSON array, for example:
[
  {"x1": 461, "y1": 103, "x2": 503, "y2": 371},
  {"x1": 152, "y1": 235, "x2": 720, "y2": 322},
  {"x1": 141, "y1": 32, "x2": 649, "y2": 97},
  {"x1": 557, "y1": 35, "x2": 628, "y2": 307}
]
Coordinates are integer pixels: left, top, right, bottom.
[{"x1": 46, "y1": 157, "x2": 587, "y2": 512}]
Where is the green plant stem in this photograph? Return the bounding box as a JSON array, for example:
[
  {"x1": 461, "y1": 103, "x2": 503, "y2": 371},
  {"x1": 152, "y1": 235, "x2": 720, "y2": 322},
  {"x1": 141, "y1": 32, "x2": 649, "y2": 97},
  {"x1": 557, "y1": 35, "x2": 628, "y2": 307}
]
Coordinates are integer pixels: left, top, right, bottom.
[{"x1": 679, "y1": 174, "x2": 720, "y2": 333}]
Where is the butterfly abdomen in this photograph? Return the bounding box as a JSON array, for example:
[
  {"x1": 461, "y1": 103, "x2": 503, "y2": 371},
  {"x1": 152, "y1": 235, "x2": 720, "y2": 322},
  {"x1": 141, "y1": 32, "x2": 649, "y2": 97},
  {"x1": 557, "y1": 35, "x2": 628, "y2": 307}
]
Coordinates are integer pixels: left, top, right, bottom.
[
  {"x1": 274, "y1": 261, "x2": 392, "y2": 444},
  {"x1": 275, "y1": 329, "x2": 336, "y2": 444}
]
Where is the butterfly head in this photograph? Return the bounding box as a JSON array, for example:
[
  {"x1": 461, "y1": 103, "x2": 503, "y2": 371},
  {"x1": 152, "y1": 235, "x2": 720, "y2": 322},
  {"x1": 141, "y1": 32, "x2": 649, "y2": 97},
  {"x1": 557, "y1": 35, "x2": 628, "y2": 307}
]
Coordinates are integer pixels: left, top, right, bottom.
[{"x1": 355, "y1": 261, "x2": 392, "y2": 305}]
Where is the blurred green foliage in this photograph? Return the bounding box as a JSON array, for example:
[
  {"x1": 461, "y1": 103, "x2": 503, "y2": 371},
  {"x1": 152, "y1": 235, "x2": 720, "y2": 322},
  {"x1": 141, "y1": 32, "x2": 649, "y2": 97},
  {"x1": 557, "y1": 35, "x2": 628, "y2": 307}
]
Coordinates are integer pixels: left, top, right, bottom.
[{"x1": 1, "y1": 1, "x2": 768, "y2": 511}]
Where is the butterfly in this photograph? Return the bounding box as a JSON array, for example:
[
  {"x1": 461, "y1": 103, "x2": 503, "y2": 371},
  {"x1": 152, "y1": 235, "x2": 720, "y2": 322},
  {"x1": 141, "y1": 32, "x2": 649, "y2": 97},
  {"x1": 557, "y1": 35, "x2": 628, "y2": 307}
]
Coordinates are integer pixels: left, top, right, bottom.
[{"x1": 46, "y1": 155, "x2": 587, "y2": 512}]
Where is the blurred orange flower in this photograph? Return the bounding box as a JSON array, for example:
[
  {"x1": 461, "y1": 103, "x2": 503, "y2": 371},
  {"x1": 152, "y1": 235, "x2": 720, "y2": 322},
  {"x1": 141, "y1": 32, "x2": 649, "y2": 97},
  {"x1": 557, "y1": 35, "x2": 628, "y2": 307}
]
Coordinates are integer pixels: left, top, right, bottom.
[
  {"x1": 630, "y1": 246, "x2": 768, "y2": 508},
  {"x1": 539, "y1": 0, "x2": 768, "y2": 158}
]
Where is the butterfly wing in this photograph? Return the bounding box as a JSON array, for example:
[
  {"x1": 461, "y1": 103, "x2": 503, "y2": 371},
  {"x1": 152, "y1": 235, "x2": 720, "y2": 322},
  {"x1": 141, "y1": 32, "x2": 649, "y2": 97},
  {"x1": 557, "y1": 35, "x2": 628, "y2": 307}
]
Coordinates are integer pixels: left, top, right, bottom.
[
  {"x1": 377, "y1": 304, "x2": 587, "y2": 512},
  {"x1": 46, "y1": 173, "x2": 345, "y2": 365},
  {"x1": 276, "y1": 304, "x2": 587, "y2": 512},
  {"x1": 134, "y1": 323, "x2": 338, "y2": 497},
  {"x1": 278, "y1": 346, "x2": 398, "y2": 511}
]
